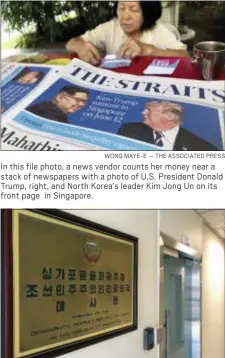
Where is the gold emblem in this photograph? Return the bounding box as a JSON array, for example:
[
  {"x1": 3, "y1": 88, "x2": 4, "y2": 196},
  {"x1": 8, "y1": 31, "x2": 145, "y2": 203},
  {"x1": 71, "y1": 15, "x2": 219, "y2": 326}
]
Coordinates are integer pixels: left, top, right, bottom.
[{"x1": 83, "y1": 239, "x2": 102, "y2": 263}]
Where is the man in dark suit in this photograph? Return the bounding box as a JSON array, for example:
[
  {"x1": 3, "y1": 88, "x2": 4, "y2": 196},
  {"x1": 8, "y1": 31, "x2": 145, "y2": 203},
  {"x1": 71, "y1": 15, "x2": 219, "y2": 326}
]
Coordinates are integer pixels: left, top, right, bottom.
[
  {"x1": 27, "y1": 86, "x2": 88, "y2": 124},
  {"x1": 117, "y1": 101, "x2": 218, "y2": 151}
]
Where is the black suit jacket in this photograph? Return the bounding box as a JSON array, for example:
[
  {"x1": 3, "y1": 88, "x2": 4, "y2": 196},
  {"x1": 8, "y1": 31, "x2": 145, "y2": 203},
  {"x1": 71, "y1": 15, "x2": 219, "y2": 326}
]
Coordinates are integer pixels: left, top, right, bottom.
[
  {"x1": 27, "y1": 101, "x2": 68, "y2": 124},
  {"x1": 117, "y1": 123, "x2": 218, "y2": 151}
]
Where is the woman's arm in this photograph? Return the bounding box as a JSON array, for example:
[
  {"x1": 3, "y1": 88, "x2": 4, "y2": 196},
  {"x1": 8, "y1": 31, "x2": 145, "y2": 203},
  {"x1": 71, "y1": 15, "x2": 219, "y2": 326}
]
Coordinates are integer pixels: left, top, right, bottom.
[
  {"x1": 66, "y1": 21, "x2": 109, "y2": 65},
  {"x1": 66, "y1": 37, "x2": 86, "y2": 54},
  {"x1": 141, "y1": 43, "x2": 190, "y2": 58},
  {"x1": 143, "y1": 24, "x2": 190, "y2": 58},
  {"x1": 117, "y1": 38, "x2": 190, "y2": 59}
]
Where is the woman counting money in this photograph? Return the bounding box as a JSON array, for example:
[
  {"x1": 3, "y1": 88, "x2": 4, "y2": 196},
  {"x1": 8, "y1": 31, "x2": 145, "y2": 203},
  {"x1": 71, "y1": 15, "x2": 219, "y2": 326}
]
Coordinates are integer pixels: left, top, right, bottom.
[{"x1": 66, "y1": 1, "x2": 189, "y2": 65}]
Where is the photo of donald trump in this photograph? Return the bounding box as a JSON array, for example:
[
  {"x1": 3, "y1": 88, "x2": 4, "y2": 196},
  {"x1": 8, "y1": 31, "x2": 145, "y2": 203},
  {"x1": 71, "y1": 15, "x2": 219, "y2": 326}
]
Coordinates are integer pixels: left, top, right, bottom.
[{"x1": 117, "y1": 100, "x2": 218, "y2": 150}]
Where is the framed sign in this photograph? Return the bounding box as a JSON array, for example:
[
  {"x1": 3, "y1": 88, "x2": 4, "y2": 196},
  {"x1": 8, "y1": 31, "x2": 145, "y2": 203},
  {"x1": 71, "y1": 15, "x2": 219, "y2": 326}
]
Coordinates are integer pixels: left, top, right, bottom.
[{"x1": 2, "y1": 209, "x2": 138, "y2": 358}]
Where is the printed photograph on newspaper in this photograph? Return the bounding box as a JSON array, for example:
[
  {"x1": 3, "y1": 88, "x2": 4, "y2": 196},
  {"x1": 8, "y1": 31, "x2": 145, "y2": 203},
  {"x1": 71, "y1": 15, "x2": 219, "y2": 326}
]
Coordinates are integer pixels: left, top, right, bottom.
[
  {"x1": 1, "y1": 62, "x2": 60, "y2": 116},
  {"x1": 1, "y1": 59, "x2": 224, "y2": 151}
]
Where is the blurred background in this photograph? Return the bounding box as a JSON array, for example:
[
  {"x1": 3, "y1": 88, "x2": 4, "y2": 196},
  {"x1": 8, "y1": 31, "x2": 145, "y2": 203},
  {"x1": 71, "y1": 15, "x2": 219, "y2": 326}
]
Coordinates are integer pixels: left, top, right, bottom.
[{"x1": 1, "y1": 1, "x2": 225, "y2": 55}]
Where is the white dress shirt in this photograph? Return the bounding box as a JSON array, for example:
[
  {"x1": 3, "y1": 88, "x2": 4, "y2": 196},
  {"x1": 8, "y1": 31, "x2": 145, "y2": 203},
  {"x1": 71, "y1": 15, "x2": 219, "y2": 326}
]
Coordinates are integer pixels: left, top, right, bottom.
[{"x1": 154, "y1": 126, "x2": 180, "y2": 150}]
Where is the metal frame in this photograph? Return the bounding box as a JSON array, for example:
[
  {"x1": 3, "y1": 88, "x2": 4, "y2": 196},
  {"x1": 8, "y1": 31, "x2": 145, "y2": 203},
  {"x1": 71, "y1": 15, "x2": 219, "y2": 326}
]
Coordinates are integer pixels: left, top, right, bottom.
[
  {"x1": 159, "y1": 232, "x2": 202, "y2": 358},
  {"x1": 161, "y1": 232, "x2": 202, "y2": 261},
  {"x1": 2, "y1": 209, "x2": 138, "y2": 358}
]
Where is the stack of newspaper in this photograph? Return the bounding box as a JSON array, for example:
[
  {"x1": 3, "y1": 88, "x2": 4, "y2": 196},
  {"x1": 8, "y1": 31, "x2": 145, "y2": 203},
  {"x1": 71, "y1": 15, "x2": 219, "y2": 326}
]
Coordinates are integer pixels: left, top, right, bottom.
[{"x1": 1, "y1": 59, "x2": 224, "y2": 151}]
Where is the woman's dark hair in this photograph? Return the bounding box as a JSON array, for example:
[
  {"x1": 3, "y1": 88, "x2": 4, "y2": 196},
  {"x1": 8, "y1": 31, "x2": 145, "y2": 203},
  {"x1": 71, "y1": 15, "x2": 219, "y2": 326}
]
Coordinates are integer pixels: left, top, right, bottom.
[
  {"x1": 113, "y1": 1, "x2": 162, "y2": 31},
  {"x1": 13, "y1": 67, "x2": 45, "y2": 83}
]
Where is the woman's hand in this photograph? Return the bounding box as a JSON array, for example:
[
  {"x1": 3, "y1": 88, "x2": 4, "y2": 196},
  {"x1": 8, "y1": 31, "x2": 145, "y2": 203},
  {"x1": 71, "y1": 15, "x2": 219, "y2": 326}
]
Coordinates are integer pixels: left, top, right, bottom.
[
  {"x1": 77, "y1": 41, "x2": 101, "y2": 66},
  {"x1": 66, "y1": 37, "x2": 101, "y2": 66},
  {"x1": 116, "y1": 38, "x2": 142, "y2": 59},
  {"x1": 116, "y1": 38, "x2": 157, "y2": 58}
]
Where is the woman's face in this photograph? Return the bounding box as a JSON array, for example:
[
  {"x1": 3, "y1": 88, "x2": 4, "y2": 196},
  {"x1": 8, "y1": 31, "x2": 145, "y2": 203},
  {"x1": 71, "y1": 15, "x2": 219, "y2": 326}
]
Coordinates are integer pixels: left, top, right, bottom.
[{"x1": 117, "y1": 1, "x2": 144, "y2": 35}]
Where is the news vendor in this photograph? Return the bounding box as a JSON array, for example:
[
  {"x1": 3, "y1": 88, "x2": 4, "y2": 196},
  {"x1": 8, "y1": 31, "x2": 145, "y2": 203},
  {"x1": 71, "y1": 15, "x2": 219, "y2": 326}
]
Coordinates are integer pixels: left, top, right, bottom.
[{"x1": 66, "y1": 1, "x2": 189, "y2": 66}]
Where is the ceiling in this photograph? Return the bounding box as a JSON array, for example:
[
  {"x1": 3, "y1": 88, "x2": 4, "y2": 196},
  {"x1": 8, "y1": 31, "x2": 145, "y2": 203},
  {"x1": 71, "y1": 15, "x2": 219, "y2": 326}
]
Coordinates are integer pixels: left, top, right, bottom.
[{"x1": 195, "y1": 210, "x2": 225, "y2": 240}]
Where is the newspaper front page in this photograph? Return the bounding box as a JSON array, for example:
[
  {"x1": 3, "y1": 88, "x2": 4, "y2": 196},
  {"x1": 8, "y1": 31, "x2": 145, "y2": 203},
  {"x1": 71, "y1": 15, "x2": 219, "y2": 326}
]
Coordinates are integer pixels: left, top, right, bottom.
[
  {"x1": 1, "y1": 62, "x2": 60, "y2": 116},
  {"x1": 1, "y1": 59, "x2": 224, "y2": 151}
]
